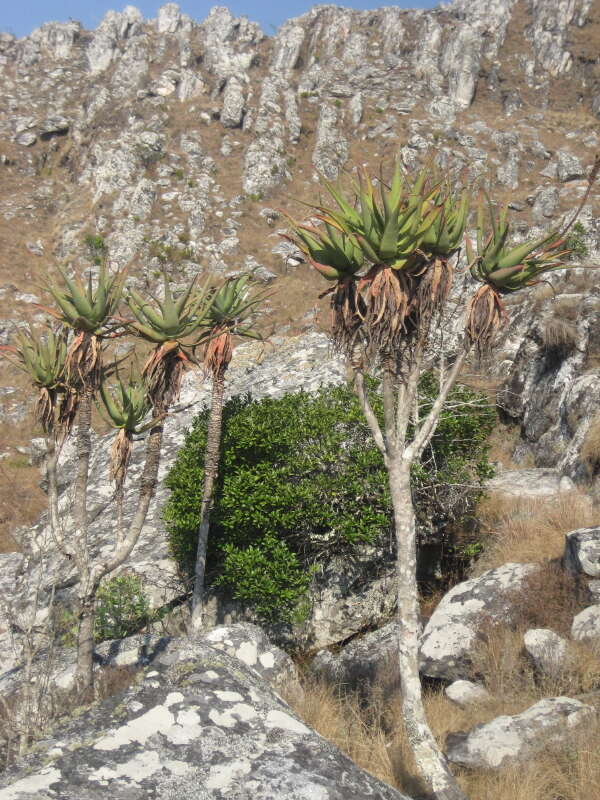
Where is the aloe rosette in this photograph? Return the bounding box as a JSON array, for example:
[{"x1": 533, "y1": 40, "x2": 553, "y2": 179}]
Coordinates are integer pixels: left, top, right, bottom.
[
  {"x1": 98, "y1": 373, "x2": 156, "y2": 485},
  {"x1": 39, "y1": 262, "x2": 127, "y2": 388},
  {"x1": 125, "y1": 273, "x2": 213, "y2": 409},
  {"x1": 0, "y1": 325, "x2": 74, "y2": 432},
  {"x1": 465, "y1": 196, "x2": 571, "y2": 347}
]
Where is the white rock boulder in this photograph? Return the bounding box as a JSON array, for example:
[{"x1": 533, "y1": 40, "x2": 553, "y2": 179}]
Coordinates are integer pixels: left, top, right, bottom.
[{"x1": 447, "y1": 697, "x2": 595, "y2": 769}]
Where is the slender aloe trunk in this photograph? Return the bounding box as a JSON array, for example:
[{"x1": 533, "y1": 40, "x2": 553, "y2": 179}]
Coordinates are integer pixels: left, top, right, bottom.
[
  {"x1": 74, "y1": 411, "x2": 165, "y2": 689},
  {"x1": 74, "y1": 383, "x2": 94, "y2": 689},
  {"x1": 191, "y1": 365, "x2": 226, "y2": 630},
  {"x1": 389, "y1": 461, "x2": 467, "y2": 800}
]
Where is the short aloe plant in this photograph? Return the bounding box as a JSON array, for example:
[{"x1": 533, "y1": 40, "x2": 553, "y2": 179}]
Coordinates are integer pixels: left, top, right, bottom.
[{"x1": 98, "y1": 373, "x2": 155, "y2": 487}]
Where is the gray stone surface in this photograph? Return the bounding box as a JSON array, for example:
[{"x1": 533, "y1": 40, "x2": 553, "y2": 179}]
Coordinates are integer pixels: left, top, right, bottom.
[
  {"x1": 564, "y1": 527, "x2": 600, "y2": 578},
  {"x1": 571, "y1": 604, "x2": 600, "y2": 644},
  {"x1": 311, "y1": 621, "x2": 398, "y2": 687},
  {"x1": 445, "y1": 680, "x2": 491, "y2": 708},
  {"x1": 523, "y1": 628, "x2": 569, "y2": 676},
  {"x1": 486, "y1": 469, "x2": 575, "y2": 498},
  {"x1": 447, "y1": 697, "x2": 595, "y2": 769},
  {"x1": 556, "y1": 150, "x2": 585, "y2": 182},
  {"x1": 0, "y1": 622, "x2": 300, "y2": 701},
  {"x1": 0, "y1": 631, "x2": 409, "y2": 800},
  {"x1": 420, "y1": 563, "x2": 538, "y2": 680}
]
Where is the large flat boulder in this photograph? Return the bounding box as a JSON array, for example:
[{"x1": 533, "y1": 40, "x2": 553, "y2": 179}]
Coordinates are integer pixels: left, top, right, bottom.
[
  {"x1": 0, "y1": 630, "x2": 409, "y2": 800},
  {"x1": 419, "y1": 563, "x2": 538, "y2": 680}
]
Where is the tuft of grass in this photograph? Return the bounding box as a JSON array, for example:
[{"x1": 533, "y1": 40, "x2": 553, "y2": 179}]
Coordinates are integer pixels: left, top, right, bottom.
[
  {"x1": 472, "y1": 491, "x2": 595, "y2": 574},
  {"x1": 541, "y1": 317, "x2": 578, "y2": 353},
  {"x1": 580, "y1": 413, "x2": 600, "y2": 471}
]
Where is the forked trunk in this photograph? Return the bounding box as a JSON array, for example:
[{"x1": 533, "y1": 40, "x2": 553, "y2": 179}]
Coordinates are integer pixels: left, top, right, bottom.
[
  {"x1": 389, "y1": 461, "x2": 467, "y2": 800},
  {"x1": 191, "y1": 366, "x2": 226, "y2": 630}
]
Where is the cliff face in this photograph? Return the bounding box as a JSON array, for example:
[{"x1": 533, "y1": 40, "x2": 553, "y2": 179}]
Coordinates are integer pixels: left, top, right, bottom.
[{"x1": 0, "y1": 0, "x2": 599, "y2": 539}]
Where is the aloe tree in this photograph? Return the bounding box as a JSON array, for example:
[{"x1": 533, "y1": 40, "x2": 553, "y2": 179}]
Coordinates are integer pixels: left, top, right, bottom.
[
  {"x1": 191, "y1": 275, "x2": 267, "y2": 631},
  {"x1": 284, "y1": 159, "x2": 583, "y2": 800}
]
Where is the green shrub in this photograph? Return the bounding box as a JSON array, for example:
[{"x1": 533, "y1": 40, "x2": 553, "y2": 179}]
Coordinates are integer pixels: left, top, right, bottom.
[
  {"x1": 163, "y1": 379, "x2": 495, "y2": 623},
  {"x1": 84, "y1": 233, "x2": 107, "y2": 265},
  {"x1": 565, "y1": 222, "x2": 588, "y2": 261},
  {"x1": 94, "y1": 574, "x2": 152, "y2": 642}
]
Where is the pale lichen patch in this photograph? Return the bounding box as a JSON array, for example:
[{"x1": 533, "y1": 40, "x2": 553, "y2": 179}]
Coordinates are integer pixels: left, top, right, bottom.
[
  {"x1": 265, "y1": 709, "x2": 310, "y2": 734},
  {"x1": 0, "y1": 767, "x2": 61, "y2": 799}
]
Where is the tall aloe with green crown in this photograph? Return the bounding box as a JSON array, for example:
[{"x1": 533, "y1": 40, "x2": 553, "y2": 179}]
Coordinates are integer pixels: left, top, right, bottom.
[
  {"x1": 282, "y1": 156, "x2": 582, "y2": 800},
  {"x1": 191, "y1": 274, "x2": 268, "y2": 630},
  {"x1": 38, "y1": 260, "x2": 127, "y2": 689}
]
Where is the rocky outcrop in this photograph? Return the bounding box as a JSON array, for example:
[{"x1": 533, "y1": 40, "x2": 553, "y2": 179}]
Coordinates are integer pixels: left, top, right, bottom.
[
  {"x1": 0, "y1": 627, "x2": 409, "y2": 800},
  {"x1": 446, "y1": 697, "x2": 596, "y2": 769},
  {"x1": 0, "y1": 622, "x2": 300, "y2": 700}
]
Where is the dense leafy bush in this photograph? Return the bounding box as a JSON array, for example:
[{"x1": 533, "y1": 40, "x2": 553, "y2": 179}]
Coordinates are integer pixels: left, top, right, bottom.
[
  {"x1": 163, "y1": 379, "x2": 495, "y2": 623},
  {"x1": 94, "y1": 574, "x2": 152, "y2": 642}
]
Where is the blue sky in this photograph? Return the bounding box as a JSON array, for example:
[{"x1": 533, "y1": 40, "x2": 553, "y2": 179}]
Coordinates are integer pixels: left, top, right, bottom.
[{"x1": 2, "y1": 1, "x2": 438, "y2": 38}]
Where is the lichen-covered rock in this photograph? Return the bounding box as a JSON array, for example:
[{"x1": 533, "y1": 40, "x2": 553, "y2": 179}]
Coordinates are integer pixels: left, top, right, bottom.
[
  {"x1": 0, "y1": 634, "x2": 409, "y2": 800},
  {"x1": 523, "y1": 628, "x2": 569, "y2": 676},
  {"x1": 571, "y1": 604, "x2": 600, "y2": 644},
  {"x1": 311, "y1": 621, "x2": 398, "y2": 687},
  {"x1": 220, "y1": 76, "x2": 245, "y2": 128},
  {"x1": 564, "y1": 527, "x2": 600, "y2": 578},
  {"x1": 420, "y1": 563, "x2": 538, "y2": 680},
  {"x1": 556, "y1": 150, "x2": 585, "y2": 182},
  {"x1": 445, "y1": 680, "x2": 491, "y2": 708},
  {"x1": 447, "y1": 697, "x2": 595, "y2": 769},
  {"x1": 486, "y1": 468, "x2": 575, "y2": 498}
]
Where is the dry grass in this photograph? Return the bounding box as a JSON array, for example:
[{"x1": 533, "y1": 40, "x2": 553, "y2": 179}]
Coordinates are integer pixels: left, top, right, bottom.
[
  {"x1": 580, "y1": 413, "x2": 600, "y2": 471},
  {"x1": 472, "y1": 490, "x2": 595, "y2": 575},
  {"x1": 285, "y1": 489, "x2": 600, "y2": 799},
  {"x1": 541, "y1": 317, "x2": 578, "y2": 353},
  {"x1": 286, "y1": 633, "x2": 600, "y2": 800}
]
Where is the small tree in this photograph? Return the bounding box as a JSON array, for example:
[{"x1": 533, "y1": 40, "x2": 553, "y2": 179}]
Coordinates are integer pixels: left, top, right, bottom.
[
  {"x1": 190, "y1": 275, "x2": 267, "y2": 630},
  {"x1": 283, "y1": 158, "x2": 590, "y2": 800}
]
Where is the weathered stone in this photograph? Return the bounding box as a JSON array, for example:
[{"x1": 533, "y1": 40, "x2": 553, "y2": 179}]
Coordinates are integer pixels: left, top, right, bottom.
[
  {"x1": 532, "y1": 185, "x2": 559, "y2": 221},
  {"x1": 571, "y1": 604, "x2": 600, "y2": 644},
  {"x1": 420, "y1": 563, "x2": 538, "y2": 680},
  {"x1": 0, "y1": 632, "x2": 410, "y2": 800},
  {"x1": 447, "y1": 697, "x2": 595, "y2": 769},
  {"x1": 523, "y1": 628, "x2": 569, "y2": 676},
  {"x1": 220, "y1": 77, "x2": 245, "y2": 128},
  {"x1": 445, "y1": 680, "x2": 491, "y2": 708},
  {"x1": 311, "y1": 621, "x2": 398, "y2": 687},
  {"x1": 564, "y1": 527, "x2": 600, "y2": 578},
  {"x1": 556, "y1": 150, "x2": 585, "y2": 182},
  {"x1": 486, "y1": 469, "x2": 574, "y2": 498},
  {"x1": 588, "y1": 581, "x2": 600, "y2": 603}
]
